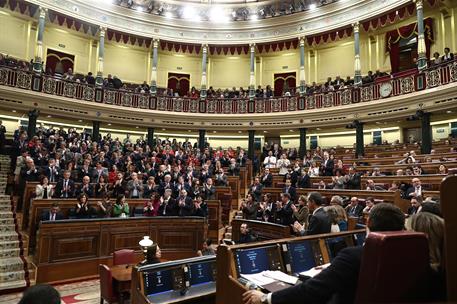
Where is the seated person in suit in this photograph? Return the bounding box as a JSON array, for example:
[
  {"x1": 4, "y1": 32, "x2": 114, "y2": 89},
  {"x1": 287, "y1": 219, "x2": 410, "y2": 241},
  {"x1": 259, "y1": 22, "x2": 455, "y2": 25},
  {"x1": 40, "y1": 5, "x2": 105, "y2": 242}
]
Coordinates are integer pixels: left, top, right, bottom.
[
  {"x1": 112, "y1": 195, "x2": 130, "y2": 217},
  {"x1": 143, "y1": 176, "x2": 158, "y2": 198},
  {"x1": 344, "y1": 166, "x2": 362, "y2": 190},
  {"x1": 407, "y1": 196, "x2": 423, "y2": 216},
  {"x1": 193, "y1": 195, "x2": 208, "y2": 217},
  {"x1": 243, "y1": 203, "x2": 406, "y2": 304},
  {"x1": 74, "y1": 193, "x2": 96, "y2": 219},
  {"x1": 127, "y1": 172, "x2": 144, "y2": 199},
  {"x1": 345, "y1": 197, "x2": 364, "y2": 217},
  {"x1": 158, "y1": 189, "x2": 177, "y2": 216},
  {"x1": 238, "y1": 223, "x2": 256, "y2": 244},
  {"x1": 227, "y1": 158, "x2": 240, "y2": 176},
  {"x1": 143, "y1": 194, "x2": 160, "y2": 216},
  {"x1": 260, "y1": 168, "x2": 273, "y2": 187},
  {"x1": 96, "y1": 194, "x2": 114, "y2": 218},
  {"x1": 406, "y1": 177, "x2": 423, "y2": 198},
  {"x1": 197, "y1": 239, "x2": 216, "y2": 256},
  {"x1": 54, "y1": 170, "x2": 75, "y2": 198},
  {"x1": 177, "y1": 189, "x2": 194, "y2": 216},
  {"x1": 292, "y1": 192, "x2": 331, "y2": 236},
  {"x1": 215, "y1": 169, "x2": 229, "y2": 186},
  {"x1": 40, "y1": 202, "x2": 64, "y2": 222},
  {"x1": 76, "y1": 175, "x2": 94, "y2": 198}
]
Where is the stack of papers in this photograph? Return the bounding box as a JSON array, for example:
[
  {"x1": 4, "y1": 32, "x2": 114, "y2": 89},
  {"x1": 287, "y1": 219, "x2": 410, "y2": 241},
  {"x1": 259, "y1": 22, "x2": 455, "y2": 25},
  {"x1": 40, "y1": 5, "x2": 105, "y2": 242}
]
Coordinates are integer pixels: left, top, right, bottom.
[
  {"x1": 241, "y1": 271, "x2": 299, "y2": 286},
  {"x1": 299, "y1": 263, "x2": 331, "y2": 278}
]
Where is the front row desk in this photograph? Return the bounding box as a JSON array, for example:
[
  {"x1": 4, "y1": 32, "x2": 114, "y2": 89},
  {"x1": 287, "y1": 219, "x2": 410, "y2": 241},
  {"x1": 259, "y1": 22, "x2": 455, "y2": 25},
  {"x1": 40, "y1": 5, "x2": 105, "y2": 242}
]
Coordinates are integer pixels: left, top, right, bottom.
[{"x1": 129, "y1": 229, "x2": 366, "y2": 304}]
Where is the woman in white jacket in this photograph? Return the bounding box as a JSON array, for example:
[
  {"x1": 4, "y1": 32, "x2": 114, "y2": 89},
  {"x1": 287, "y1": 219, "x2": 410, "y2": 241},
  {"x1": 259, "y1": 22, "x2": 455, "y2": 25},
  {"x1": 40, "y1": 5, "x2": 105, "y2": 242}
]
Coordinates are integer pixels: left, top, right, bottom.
[{"x1": 35, "y1": 176, "x2": 54, "y2": 199}]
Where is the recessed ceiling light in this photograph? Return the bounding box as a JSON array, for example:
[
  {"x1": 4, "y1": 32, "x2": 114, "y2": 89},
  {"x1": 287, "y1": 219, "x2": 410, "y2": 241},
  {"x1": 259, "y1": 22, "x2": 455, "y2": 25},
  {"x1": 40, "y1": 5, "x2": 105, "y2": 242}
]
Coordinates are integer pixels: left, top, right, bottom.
[
  {"x1": 164, "y1": 11, "x2": 173, "y2": 19},
  {"x1": 78, "y1": 119, "x2": 82, "y2": 122},
  {"x1": 309, "y1": 3, "x2": 317, "y2": 10},
  {"x1": 47, "y1": 115, "x2": 52, "y2": 118},
  {"x1": 135, "y1": 126, "x2": 139, "y2": 129},
  {"x1": 162, "y1": 128, "x2": 166, "y2": 131},
  {"x1": 289, "y1": 130, "x2": 294, "y2": 132},
  {"x1": 238, "y1": 131, "x2": 242, "y2": 133},
  {"x1": 263, "y1": 130, "x2": 268, "y2": 133},
  {"x1": 250, "y1": 14, "x2": 258, "y2": 21},
  {"x1": 136, "y1": 6, "x2": 143, "y2": 12},
  {"x1": 12, "y1": 110, "x2": 16, "y2": 112},
  {"x1": 213, "y1": 131, "x2": 217, "y2": 133},
  {"x1": 446, "y1": 110, "x2": 452, "y2": 114},
  {"x1": 107, "y1": 123, "x2": 112, "y2": 126},
  {"x1": 316, "y1": 127, "x2": 321, "y2": 130}
]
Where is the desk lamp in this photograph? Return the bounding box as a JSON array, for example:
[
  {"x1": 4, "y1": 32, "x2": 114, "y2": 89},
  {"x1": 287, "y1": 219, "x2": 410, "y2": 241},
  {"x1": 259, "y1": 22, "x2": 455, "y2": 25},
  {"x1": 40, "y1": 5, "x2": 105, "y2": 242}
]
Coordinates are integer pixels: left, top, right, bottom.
[{"x1": 139, "y1": 236, "x2": 156, "y2": 265}]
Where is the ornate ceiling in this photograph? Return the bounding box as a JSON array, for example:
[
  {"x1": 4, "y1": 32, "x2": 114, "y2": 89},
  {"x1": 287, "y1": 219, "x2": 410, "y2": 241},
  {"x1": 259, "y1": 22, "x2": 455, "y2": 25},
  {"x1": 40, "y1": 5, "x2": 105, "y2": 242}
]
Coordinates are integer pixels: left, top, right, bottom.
[{"x1": 25, "y1": 0, "x2": 410, "y2": 44}]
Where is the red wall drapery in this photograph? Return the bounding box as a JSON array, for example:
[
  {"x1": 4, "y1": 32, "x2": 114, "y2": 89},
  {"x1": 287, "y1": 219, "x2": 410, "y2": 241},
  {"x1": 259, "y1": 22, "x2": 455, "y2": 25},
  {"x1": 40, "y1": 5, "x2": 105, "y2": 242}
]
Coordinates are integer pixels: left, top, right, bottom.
[
  {"x1": 385, "y1": 18, "x2": 434, "y2": 73},
  {"x1": 273, "y1": 72, "x2": 296, "y2": 96},
  {"x1": 45, "y1": 49, "x2": 74, "y2": 74},
  {"x1": 167, "y1": 73, "x2": 190, "y2": 97}
]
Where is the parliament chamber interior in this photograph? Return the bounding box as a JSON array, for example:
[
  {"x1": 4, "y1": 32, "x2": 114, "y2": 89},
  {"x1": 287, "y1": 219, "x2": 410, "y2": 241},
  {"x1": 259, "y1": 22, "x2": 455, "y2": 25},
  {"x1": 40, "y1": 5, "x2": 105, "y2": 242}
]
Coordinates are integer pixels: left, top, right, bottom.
[{"x1": 0, "y1": 0, "x2": 457, "y2": 303}]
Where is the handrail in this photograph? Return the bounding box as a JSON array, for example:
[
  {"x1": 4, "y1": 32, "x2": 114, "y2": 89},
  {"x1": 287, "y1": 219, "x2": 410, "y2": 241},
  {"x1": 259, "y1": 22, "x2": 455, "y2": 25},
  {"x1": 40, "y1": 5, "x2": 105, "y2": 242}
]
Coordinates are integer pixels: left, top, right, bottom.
[{"x1": 0, "y1": 59, "x2": 456, "y2": 114}]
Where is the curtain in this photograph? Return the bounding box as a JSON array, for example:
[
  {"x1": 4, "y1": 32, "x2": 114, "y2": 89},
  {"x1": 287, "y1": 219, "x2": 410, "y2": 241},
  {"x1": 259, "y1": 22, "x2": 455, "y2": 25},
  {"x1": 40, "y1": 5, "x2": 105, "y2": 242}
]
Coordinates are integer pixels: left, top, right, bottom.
[
  {"x1": 45, "y1": 49, "x2": 75, "y2": 74},
  {"x1": 385, "y1": 18, "x2": 434, "y2": 73},
  {"x1": 167, "y1": 73, "x2": 190, "y2": 97},
  {"x1": 274, "y1": 72, "x2": 296, "y2": 96}
]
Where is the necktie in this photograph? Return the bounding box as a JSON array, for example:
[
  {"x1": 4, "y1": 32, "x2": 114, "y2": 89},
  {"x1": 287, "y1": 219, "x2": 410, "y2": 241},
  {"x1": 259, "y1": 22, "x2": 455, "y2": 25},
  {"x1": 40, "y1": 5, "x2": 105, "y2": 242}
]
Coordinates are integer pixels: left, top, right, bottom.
[{"x1": 51, "y1": 213, "x2": 55, "y2": 221}]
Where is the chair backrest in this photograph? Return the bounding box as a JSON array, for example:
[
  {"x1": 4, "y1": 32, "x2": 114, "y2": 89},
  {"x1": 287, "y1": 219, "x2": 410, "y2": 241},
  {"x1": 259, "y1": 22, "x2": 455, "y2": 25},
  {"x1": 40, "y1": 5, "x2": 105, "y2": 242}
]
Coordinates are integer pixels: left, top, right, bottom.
[
  {"x1": 99, "y1": 264, "x2": 115, "y2": 302},
  {"x1": 113, "y1": 249, "x2": 135, "y2": 266},
  {"x1": 355, "y1": 231, "x2": 430, "y2": 303}
]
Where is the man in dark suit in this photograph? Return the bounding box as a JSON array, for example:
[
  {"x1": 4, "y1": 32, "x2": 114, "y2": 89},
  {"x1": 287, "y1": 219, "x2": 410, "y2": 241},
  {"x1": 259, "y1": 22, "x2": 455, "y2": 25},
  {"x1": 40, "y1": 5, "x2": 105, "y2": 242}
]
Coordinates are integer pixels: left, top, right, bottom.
[
  {"x1": 344, "y1": 166, "x2": 362, "y2": 189},
  {"x1": 275, "y1": 193, "x2": 294, "y2": 226},
  {"x1": 293, "y1": 192, "x2": 331, "y2": 236},
  {"x1": 54, "y1": 170, "x2": 75, "y2": 198},
  {"x1": 260, "y1": 168, "x2": 273, "y2": 187},
  {"x1": 177, "y1": 189, "x2": 193, "y2": 216},
  {"x1": 201, "y1": 178, "x2": 216, "y2": 201},
  {"x1": 243, "y1": 203, "x2": 406, "y2": 304},
  {"x1": 282, "y1": 179, "x2": 296, "y2": 201},
  {"x1": 75, "y1": 175, "x2": 94, "y2": 198},
  {"x1": 345, "y1": 197, "x2": 364, "y2": 217},
  {"x1": 40, "y1": 203, "x2": 64, "y2": 222},
  {"x1": 43, "y1": 158, "x2": 60, "y2": 183},
  {"x1": 442, "y1": 47, "x2": 454, "y2": 61},
  {"x1": 249, "y1": 177, "x2": 264, "y2": 202},
  {"x1": 405, "y1": 177, "x2": 423, "y2": 199},
  {"x1": 227, "y1": 158, "x2": 240, "y2": 176},
  {"x1": 158, "y1": 189, "x2": 177, "y2": 216},
  {"x1": 321, "y1": 152, "x2": 334, "y2": 176},
  {"x1": 297, "y1": 169, "x2": 311, "y2": 189}
]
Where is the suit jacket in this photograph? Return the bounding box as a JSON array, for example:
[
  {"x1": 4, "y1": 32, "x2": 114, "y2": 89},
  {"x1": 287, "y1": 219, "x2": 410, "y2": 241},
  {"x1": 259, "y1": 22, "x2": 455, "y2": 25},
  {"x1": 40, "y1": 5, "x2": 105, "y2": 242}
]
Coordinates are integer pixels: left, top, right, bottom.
[
  {"x1": 322, "y1": 159, "x2": 335, "y2": 176},
  {"x1": 345, "y1": 173, "x2": 362, "y2": 190},
  {"x1": 261, "y1": 173, "x2": 273, "y2": 187},
  {"x1": 177, "y1": 196, "x2": 193, "y2": 216},
  {"x1": 201, "y1": 184, "x2": 216, "y2": 201},
  {"x1": 54, "y1": 179, "x2": 75, "y2": 198},
  {"x1": 297, "y1": 174, "x2": 311, "y2": 189},
  {"x1": 272, "y1": 246, "x2": 363, "y2": 304},
  {"x1": 35, "y1": 184, "x2": 54, "y2": 199},
  {"x1": 276, "y1": 201, "x2": 294, "y2": 226},
  {"x1": 158, "y1": 198, "x2": 177, "y2": 216},
  {"x1": 249, "y1": 184, "x2": 264, "y2": 202},
  {"x1": 43, "y1": 166, "x2": 60, "y2": 183},
  {"x1": 227, "y1": 164, "x2": 240, "y2": 176},
  {"x1": 282, "y1": 186, "x2": 297, "y2": 201},
  {"x1": 76, "y1": 183, "x2": 94, "y2": 198},
  {"x1": 242, "y1": 202, "x2": 259, "y2": 220},
  {"x1": 40, "y1": 210, "x2": 64, "y2": 222},
  {"x1": 345, "y1": 204, "x2": 364, "y2": 218},
  {"x1": 215, "y1": 174, "x2": 228, "y2": 186},
  {"x1": 127, "y1": 180, "x2": 144, "y2": 198},
  {"x1": 304, "y1": 208, "x2": 332, "y2": 235}
]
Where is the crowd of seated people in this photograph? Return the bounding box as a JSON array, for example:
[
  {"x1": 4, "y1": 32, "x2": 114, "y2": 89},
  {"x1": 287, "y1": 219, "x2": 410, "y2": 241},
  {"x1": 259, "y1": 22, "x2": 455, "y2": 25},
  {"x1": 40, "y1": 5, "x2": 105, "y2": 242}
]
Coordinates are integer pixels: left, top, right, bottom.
[{"x1": 12, "y1": 125, "x2": 253, "y2": 222}]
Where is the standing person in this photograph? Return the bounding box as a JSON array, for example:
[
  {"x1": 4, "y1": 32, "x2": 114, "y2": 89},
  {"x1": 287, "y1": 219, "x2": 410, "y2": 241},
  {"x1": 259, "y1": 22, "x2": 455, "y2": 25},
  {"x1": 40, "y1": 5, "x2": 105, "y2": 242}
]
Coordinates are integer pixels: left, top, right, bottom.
[
  {"x1": 241, "y1": 194, "x2": 259, "y2": 220},
  {"x1": 275, "y1": 193, "x2": 294, "y2": 226},
  {"x1": 143, "y1": 194, "x2": 160, "y2": 217},
  {"x1": 35, "y1": 176, "x2": 54, "y2": 199},
  {"x1": 292, "y1": 192, "x2": 331, "y2": 236},
  {"x1": 291, "y1": 195, "x2": 309, "y2": 227},
  {"x1": 113, "y1": 195, "x2": 130, "y2": 217}
]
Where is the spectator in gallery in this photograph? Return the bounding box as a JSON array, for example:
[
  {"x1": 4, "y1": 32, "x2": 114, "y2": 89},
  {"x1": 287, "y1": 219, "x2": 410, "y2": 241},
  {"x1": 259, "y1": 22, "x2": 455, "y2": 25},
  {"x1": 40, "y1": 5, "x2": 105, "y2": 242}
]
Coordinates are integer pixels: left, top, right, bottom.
[
  {"x1": 192, "y1": 195, "x2": 208, "y2": 217},
  {"x1": 242, "y1": 193, "x2": 259, "y2": 220},
  {"x1": 97, "y1": 194, "x2": 115, "y2": 218},
  {"x1": 74, "y1": 193, "x2": 96, "y2": 219},
  {"x1": 291, "y1": 195, "x2": 309, "y2": 227},
  {"x1": 35, "y1": 175, "x2": 54, "y2": 199},
  {"x1": 143, "y1": 194, "x2": 160, "y2": 217},
  {"x1": 85, "y1": 72, "x2": 95, "y2": 85},
  {"x1": 442, "y1": 47, "x2": 454, "y2": 61}
]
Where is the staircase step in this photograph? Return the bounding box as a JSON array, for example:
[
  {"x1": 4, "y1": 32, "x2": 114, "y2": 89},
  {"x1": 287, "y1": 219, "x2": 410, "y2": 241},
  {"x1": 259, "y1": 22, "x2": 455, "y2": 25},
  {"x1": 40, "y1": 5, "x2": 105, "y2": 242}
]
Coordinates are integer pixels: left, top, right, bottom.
[
  {"x1": 0, "y1": 270, "x2": 25, "y2": 283},
  {"x1": 0, "y1": 279, "x2": 27, "y2": 290},
  {"x1": 0, "y1": 240, "x2": 20, "y2": 250},
  {"x1": 0, "y1": 248, "x2": 20, "y2": 258},
  {"x1": 0, "y1": 258, "x2": 26, "y2": 272},
  {"x1": 0, "y1": 232, "x2": 19, "y2": 242}
]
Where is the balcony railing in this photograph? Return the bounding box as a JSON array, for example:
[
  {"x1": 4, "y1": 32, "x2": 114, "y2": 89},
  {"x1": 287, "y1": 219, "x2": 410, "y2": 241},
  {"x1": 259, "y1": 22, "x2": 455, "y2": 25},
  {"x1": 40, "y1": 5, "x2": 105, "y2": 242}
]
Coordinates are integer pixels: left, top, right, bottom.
[{"x1": 0, "y1": 60, "x2": 456, "y2": 114}]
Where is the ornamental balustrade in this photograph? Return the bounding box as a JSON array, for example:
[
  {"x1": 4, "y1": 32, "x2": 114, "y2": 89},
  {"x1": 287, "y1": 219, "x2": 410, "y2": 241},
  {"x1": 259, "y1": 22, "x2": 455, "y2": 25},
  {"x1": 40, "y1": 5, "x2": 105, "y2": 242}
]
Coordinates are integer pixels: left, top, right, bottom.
[{"x1": 0, "y1": 60, "x2": 456, "y2": 114}]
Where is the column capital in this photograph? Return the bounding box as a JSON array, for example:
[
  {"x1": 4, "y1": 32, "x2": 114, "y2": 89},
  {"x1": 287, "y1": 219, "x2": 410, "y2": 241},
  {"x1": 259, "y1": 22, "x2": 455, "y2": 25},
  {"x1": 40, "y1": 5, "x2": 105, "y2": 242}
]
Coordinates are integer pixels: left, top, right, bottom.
[
  {"x1": 38, "y1": 7, "x2": 48, "y2": 18},
  {"x1": 250, "y1": 43, "x2": 256, "y2": 53},
  {"x1": 99, "y1": 26, "x2": 107, "y2": 37},
  {"x1": 299, "y1": 36, "x2": 306, "y2": 46},
  {"x1": 352, "y1": 21, "x2": 360, "y2": 33},
  {"x1": 152, "y1": 38, "x2": 160, "y2": 48},
  {"x1": 414, "y1": 0, "x2": 423, "y2": 9},
  {"x1": 202, "y1": 44, "x2": 208, "y2": 52}
]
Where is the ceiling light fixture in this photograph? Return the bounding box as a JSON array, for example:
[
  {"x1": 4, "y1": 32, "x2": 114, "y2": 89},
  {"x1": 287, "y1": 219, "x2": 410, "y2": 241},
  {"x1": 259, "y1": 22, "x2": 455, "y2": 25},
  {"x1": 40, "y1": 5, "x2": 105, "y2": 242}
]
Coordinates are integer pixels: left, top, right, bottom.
[
  {"x1": 182, "y1": 6, "x2": 196, "y2": 20},
  {"x1": 250, "y1": 14, "x2": 258, "y2": 21},
  {"x1": 164, "y1": 11, "x2": 172, "y2": 18},
  {"x1": 210, "y1": 7, "x2": 228, "y2": 23},
  {"x1": 309, "y1": 3, "x2": 317, "y2": 10}
]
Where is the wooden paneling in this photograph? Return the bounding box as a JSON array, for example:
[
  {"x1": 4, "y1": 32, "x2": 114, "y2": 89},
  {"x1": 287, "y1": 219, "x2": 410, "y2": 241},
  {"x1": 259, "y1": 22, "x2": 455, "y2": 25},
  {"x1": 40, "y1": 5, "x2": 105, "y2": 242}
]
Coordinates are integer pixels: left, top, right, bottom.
[{"x1": 35, "y1": 217, "x2": 207, "y2": 283}]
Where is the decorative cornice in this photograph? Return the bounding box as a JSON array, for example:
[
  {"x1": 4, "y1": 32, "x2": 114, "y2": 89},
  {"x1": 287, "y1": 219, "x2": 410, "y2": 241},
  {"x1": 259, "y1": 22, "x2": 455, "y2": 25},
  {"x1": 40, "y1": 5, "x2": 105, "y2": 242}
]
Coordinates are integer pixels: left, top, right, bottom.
[{"x1": 25, "y1": 0, "x2": 410, "y2": 44}]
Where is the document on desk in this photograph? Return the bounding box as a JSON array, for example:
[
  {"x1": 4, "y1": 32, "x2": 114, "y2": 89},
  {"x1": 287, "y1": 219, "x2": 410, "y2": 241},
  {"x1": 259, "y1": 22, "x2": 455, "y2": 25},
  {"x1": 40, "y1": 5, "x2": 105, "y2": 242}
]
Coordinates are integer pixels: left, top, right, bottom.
[
  {"x1": 299, "y1": 263, "x2": 331, "y2": 278},
  {"x1": 262, "y1": 271, "x2": 299, "y2": 285},
  {"x1": 240, "y1": 273, "x2": 276, "y2": 287}
]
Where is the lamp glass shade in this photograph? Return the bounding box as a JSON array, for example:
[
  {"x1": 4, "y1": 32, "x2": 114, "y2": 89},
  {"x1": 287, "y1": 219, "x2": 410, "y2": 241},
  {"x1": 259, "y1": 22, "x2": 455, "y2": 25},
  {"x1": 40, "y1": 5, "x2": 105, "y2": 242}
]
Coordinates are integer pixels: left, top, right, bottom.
[{"x1": 139, "y1": 236, "x2": 153, "y2": 247}]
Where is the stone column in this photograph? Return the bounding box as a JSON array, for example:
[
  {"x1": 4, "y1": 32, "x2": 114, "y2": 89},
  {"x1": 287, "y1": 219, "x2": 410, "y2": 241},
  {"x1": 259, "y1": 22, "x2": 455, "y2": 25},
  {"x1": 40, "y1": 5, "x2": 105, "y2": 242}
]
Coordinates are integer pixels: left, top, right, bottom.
[
  {"x1": 248, "y1": 130, "x2": 255, "y2": 160},
  {"x1": 33, "y1": 7, "x2": 47, "y2": 73},
  {"x1": 299, "y1": 37, "x2": 306, "y2": 96},
  {"x1": 92, "y1": 121, "x2": 100, "y2": 142},
  {"x1": 200, "y1": 44, "x2": 208, "y2": 99},
  {"x1": 27, "y1": 110, "x2": 39, "y2": 139},
  {"x1": 299, "y1": 128, "x2": 307, "y2": 159},
  {"x1": 147, "y1": 127, "x2": 155, "y2": 148},
  {"x1": 150, "y1": 39, "x2": 159, "y2": 95},
  {"x1": 198, "y1": 129, "x2": 206, "y2": 151},
  {"x1": 355, "y1": 121, "x2": 364, "y2": 157},
  {"x1": 249, "y1": 43, "x2": 256, "y2": 99},
  {"x1": 353, "y1": 22, "x2": 362, "y2": 86},
  {"x1": 421, "y1": 112, "x2": 432, "y2": 154},
  {"x1": 415, "y1": 0, "x2": 428, "y2": 71},
  {"x1": 95, "y1": 27, "x2": 106, "y2": 87}
]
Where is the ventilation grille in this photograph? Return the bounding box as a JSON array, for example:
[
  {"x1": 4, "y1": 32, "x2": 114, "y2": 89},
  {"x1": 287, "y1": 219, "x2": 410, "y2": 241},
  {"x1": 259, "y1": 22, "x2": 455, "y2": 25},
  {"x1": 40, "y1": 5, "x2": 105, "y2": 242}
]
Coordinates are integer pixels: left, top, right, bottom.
[
  {"x1": 162, "y1": 121, "x2": 194, "y2": 125},
  {"x1": 367, "y1": 107, "x2": 408, "y2": 116},
  {"x1": 48, "y1": 106, "x2": 88, "y2": 114},
  {"x1": 310, "y1": 116, "x2": 346, "y2": 122},
  {"x1": 435, "y1": 97, "x2": 457, "y2": 104},
  {"x1": 108, "y1": 115, "x2": 143, "y2": 121},
  {"x1": 211, "y1": 122, "x2": 243, "y2": 126},
  {"x1": 260, "y1": 121, "x2": 294, "y2": 126}
]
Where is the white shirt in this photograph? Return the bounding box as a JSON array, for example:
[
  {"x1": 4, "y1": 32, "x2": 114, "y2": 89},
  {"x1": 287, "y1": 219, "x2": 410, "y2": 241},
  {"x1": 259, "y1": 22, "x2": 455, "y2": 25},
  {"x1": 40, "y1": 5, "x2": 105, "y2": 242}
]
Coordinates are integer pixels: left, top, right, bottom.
[
  {"x1": 263, "y1": 156, "x2": 277, "y2": 169},
  {"x1": 276, "y1": 159, "x2": 290, "y2": 175}
]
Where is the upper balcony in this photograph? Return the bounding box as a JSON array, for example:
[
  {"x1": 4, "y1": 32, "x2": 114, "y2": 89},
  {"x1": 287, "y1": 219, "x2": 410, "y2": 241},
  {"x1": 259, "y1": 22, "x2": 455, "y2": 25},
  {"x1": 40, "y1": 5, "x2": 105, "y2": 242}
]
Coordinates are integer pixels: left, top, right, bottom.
[{"x1": 1, "y1": 60, "x2": 457, "y2": 131}]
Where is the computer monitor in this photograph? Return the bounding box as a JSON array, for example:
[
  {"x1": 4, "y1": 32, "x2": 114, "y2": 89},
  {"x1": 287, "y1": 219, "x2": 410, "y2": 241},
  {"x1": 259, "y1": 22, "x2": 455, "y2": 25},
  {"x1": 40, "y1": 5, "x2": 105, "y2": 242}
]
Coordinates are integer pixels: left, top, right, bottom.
[
  {"x1": 143, "y1": 266, "x2": 185, "y2": 296},
  {"x1": 284, "y1": 240, "x2": 317, "y2": 274},
  {"x1": 188, "y1": 260, "x2": 217, "y2": 286},
  {"x1": 235, "y1": 245, "x2": 283, "y2": 275}
]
